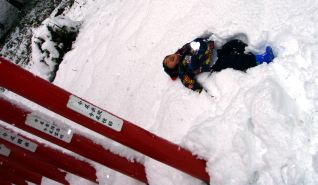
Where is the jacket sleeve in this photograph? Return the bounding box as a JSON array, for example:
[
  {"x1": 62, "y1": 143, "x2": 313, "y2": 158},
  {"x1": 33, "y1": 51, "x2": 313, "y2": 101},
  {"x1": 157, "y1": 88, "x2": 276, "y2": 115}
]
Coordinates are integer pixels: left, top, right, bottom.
[
  {"x1": 176, "y1": 43, "x2": 192, "y2": 56},
  {"x1": 180, "y1": 72, "x2": 203, "y2": 93}
]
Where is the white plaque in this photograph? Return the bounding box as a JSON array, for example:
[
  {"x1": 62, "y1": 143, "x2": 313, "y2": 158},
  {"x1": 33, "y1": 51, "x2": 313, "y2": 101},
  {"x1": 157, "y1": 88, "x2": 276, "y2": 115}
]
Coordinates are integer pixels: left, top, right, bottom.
[
  {"x1": 67, "y1": 95, "x2": 124, "y2": 132},
  {"x1": 0, "y1": 144, "x2": 10, "y2": 157},
  {"x1": 0, "y1": 127, "x2": 37, "y2": 152},
  {"x1": 25, "y1": 114, "x2": 73, "y2": 143}
]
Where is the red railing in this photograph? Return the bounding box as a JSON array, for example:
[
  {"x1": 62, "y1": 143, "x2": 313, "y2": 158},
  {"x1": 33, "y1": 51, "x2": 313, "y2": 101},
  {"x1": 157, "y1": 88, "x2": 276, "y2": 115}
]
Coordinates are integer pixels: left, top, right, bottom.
[
  {"x1": 0, "y1": 97, "x2": 147, "y2": 183},
  {"x1": 0, "y1": 168, "x2": 30, "y2": 185},
  {"x1": 0, "y1": 124, "x2": 98, "y2": 184},
  {"x1": 0, "y1": 57, "x2": 210, "y2": 183},
  {"x1": 0, "y1": 142, "x2": 69, "y2": 184},
  {"x1": 0, "y1": 157, "x2": 43, "y2": 184}
]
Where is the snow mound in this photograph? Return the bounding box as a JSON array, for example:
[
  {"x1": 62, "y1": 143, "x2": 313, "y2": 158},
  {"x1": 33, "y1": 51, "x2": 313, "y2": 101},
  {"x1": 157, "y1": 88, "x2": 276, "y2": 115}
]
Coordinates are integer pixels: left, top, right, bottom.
[
  {"x1": 14, "y1": 0, "x2": 318, "y2": 184},
  {"x1": 31, "y1": 16, "x2": 81, "y2": 81}
]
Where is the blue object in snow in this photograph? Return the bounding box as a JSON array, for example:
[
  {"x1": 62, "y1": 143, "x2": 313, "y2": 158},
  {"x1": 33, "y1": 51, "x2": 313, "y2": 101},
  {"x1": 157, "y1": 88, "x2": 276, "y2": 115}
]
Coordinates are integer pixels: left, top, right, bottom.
[{"x1": 255, "y1": 46, "x2": 275, "y2": 64}]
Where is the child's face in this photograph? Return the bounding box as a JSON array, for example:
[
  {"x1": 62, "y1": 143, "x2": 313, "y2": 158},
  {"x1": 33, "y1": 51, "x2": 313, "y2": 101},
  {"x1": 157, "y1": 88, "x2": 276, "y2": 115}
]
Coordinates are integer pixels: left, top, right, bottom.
[{"x1": 164, "y1": 54, "x2": 180, "y2": 69}]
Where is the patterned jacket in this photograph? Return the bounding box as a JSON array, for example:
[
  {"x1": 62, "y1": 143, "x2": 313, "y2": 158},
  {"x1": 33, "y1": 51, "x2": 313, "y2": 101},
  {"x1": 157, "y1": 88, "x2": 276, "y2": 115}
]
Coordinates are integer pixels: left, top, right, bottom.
[{"x1": 175, "y1": 38, "x2": 214, "y2": 92}]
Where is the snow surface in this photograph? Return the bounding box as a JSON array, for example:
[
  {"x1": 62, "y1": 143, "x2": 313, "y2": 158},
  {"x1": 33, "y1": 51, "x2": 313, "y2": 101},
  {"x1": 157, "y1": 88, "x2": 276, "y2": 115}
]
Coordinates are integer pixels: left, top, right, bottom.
[
  {"x1": 2, "y1": 0, "x2": 318, "y2": 184},
  {"x1": 31, "y1": 15, "x2": 81, "y2": 81}
]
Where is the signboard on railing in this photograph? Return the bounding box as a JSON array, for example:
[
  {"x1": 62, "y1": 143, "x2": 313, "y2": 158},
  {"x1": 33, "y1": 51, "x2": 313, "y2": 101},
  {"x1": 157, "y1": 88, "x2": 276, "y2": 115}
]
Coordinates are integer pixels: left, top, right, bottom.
[
  {"x1": 0, "y1": 144, "x2": 10, "y2": 157},
  {"x1": 25, "y1": 114, "x2": 73, "y2": 143},
  {"x1": 67, "y1": 95, "x2": 123, "y2": 131},
  {"x1": 0, "y1": 126, "x2": 37, "y2": 152}
]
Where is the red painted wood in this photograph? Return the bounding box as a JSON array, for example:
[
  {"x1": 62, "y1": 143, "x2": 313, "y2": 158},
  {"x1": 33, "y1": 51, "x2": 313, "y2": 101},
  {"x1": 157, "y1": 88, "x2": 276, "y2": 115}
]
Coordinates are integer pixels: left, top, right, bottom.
[
  {"x1": 0, "y1": 146, "x2": 69, "y2": 184},
  {"x1": 0, "y1": 97, "x2": 147, "y2": 184},
  {"x1": 0, "y1": 169, "x2": 28, "y2": 185},
  {"x1": 0, "y1": 57, "x2": 210, "y2": 182},
  {"x1": 0, "y1": 180, "x2": 14, "y2": 185},
  {"x1": 0, "y1": 129, "x2": 98, "y2": 184},
  {"x1": 0, "y1": 158, "x2": 42, "y2": 184}
]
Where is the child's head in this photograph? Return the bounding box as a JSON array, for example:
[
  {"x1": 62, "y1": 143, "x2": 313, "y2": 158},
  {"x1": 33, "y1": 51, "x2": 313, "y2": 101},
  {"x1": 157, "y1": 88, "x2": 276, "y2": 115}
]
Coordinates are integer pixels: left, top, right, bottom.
[
  {"x1": 162, "y1": 54, "x2": 180, "y2": 80},
  {"x1": 163, "y1": 54, "x2": 180, "y2": 69}
]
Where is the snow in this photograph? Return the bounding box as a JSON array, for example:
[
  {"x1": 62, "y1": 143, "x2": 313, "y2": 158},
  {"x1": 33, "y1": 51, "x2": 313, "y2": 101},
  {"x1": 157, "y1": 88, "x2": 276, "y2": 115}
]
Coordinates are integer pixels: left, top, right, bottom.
[
  {"x1": 30, "y1": 15, "x2": 81, "y2": 81},
  {"x1": 2, "y1": 0, "x2": 318, "y2": 184}
]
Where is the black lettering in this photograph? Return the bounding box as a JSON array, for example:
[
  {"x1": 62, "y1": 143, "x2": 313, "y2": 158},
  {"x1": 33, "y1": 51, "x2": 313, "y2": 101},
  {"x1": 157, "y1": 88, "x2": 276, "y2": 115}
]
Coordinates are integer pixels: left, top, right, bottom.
[
  {"x1": 108, "y1": 121, "x2": 113, "y2": 127},
  {"x1": 10, "y1": 136, "x2": 16, "y2": 141},
  {"x1": 17, "y1": 138, "x2": 23, "y2": 144}
]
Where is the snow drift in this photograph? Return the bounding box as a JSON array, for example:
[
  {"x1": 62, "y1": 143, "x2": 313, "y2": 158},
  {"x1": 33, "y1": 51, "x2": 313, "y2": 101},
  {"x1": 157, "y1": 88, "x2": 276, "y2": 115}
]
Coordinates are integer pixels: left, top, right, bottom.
[
  {"x1": 53, "y1": 0, "x2": 318, "y2": 184},
  {"x1": 2, "y1": 0, "x2": 318, "y2": 184}
]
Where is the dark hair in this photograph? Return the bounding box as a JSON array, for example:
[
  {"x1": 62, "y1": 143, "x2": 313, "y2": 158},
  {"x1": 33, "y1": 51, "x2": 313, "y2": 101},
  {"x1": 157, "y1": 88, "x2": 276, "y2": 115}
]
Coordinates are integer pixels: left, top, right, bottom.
[{"x1": 162, "y1": 55, "x2": 179, "y2": 80}]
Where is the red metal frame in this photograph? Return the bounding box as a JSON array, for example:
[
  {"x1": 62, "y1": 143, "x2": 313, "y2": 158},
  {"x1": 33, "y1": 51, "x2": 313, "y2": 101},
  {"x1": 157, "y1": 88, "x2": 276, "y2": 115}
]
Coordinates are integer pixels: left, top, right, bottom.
[
  {"x1": 0, "y1": 157, "x2": 43, "y2": 184},
  {"x1": 0, "y1": 169, "x2": 29, "y2": 185},
  {"x1": 0, "y1": 124, "x2": 98, "y2": 184},
  {"x1": 0, "y1": 180, "x2": 14, "y2": 185},
  {"x1": 0, "y1": 97, "x2": 147, "y2": 183},
  {"x1": 0, "y1": 57, "x2": 210, "y2": 183},
  {"x1": 0, "y1": 144, "x2": 69, "y2": 184}
]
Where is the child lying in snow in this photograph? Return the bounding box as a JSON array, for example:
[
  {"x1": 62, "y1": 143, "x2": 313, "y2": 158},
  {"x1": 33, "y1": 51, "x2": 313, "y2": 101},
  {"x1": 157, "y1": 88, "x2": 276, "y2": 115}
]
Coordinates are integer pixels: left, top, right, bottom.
[{"x1": 162, "y1": 38, "x2": 275, "y2": 93}]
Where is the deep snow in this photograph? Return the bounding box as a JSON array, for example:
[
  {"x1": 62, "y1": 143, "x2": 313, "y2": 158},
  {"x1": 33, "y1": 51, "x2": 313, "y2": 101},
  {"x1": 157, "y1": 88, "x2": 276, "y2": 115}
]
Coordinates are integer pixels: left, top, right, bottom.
[{"x1": 2, "y1": 0, "x2": 318, "y2": 184}]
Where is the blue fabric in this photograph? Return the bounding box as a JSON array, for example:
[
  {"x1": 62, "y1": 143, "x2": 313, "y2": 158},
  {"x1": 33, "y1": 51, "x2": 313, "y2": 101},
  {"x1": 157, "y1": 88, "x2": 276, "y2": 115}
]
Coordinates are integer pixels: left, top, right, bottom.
[{"x1": 255, "y1": 46, "x2": 274, "y2": 64}]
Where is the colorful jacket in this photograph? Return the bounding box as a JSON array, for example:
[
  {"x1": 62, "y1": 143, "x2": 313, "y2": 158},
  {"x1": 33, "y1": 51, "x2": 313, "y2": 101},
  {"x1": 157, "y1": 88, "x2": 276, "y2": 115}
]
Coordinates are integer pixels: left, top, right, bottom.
[{"x1": 175, "y1": 38, "x2": 214, "y2": 92}]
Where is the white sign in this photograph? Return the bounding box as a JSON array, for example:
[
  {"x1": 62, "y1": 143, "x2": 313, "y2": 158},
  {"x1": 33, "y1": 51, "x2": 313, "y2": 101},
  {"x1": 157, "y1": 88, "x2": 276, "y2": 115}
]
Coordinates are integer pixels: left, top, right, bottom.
[
  {"x1": 67, "y1": 95, "x2": 124, "y2": 132},
  {"x1": 0, "y1": 144, "x2": 10, "y2": 157},
  {"x1": 25, "y1": 114, "x2": 73, "y2": 143},
  {"x1": 0, "y1": 127, "x2": 37, "y2": 152}
]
